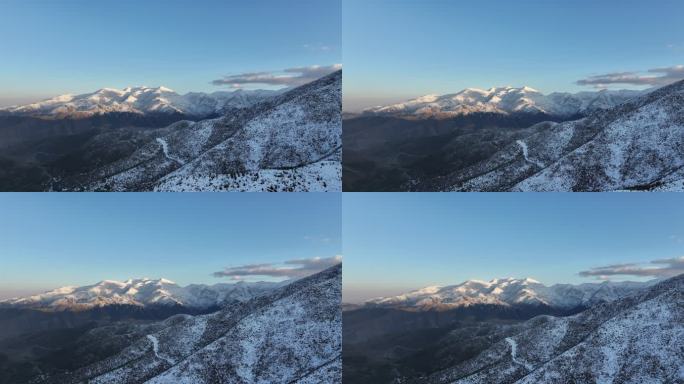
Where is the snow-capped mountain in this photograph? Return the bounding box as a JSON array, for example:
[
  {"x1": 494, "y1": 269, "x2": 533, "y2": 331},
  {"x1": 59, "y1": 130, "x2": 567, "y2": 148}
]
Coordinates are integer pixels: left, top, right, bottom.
[
  {"x1": 363, "y1": 86, "x2": 643, "y2": 119},
  {"x1": 365, "y1": 277, "x2": 652, "y2": 310},
  {"x1": 56, "y1": 69, "x2": 342, "y2": 192},
  {"x1": 434, "y1": 78, "x2": 684, "y2": 191},
  {"x1": 42, "y1": 264, "x2": 342, "y2": 384},
  {"x1": 425, "y1": 273, "x2": 684, "y2": 384},
  {"x1": 1, "y1": 278, "x2": 282, "y2": 311},
  {"x1": 0, "y1": 71, "x2": 340, "y2": 192},
  {"x1": 2, "y1": 86, "x2": 278, "y2": 118}
]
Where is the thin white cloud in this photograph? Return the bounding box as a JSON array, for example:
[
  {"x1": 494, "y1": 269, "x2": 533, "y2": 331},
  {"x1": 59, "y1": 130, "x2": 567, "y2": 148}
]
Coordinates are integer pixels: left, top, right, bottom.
[
  {"x1": 211, "y1": 64, "x2": 342, "y2": 89},
  {"x1": 577, "y1": 65, "x2": 684, "y2": 88},
  {"x1": 303, "y1": 43, "x2": 334, "y2": 52},
  {"x1": 213, "y1": 255, "x2": 342, "y2": 280},
  {"x1": 667, "y1": 43, "x2": 684, "y2": 52},
  {"x1": 579, "y1": 256, "x2": 684, "y2": 280},
  {"x1": 670, "y1": 234, "x2": 684, "y2": 243}
]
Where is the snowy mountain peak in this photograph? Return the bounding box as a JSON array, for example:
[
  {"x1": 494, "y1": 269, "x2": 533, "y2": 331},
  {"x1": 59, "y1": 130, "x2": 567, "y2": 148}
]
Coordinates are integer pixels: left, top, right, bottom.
[
  {"x1": 490, "y1": 277, "x2": 541, "y2": 285},
  {"x1": 2, "y1": 85, "x2": 279, "y2": 118},
  {"x1": 96, "y1": 87, "x2": 125, "y2": 94},
  {"x1": 99, "y1": 277, "x2": 177, "y2": 287},
  {"x1": 366, "y1": 277, "x2": 652, "y2": 310},
  {"x1": 363, "y1": 86, "x2": 643, "y2": 118},
  {"x1": 0, "y1": 277, "x2": 282, "y2": 311}
]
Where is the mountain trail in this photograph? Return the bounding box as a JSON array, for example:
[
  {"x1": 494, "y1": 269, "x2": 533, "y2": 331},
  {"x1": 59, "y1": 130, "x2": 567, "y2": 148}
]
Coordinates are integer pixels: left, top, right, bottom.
[
  {"x1": 156, "y1": 137, "x2": 186, "y2": 165},
  {"x1": 147, "y1": 334, "x2": 175, "y2": 365},
  {"x1": 505, "y1": 337, "x2": 534, "y2": 371},
  {"x1": 516, "y1": 140, "x2": 545, "y2": 168}
]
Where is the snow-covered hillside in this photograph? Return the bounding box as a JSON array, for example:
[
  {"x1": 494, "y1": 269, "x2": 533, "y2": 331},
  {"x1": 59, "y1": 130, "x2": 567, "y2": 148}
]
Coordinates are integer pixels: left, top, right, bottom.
[
  {"x1": 426, "y1": 273, "x2": 684, "y2": 384},
  {"x1": 437, "y1": 79, "x2": 684, "y2": 191},
  {"x1": 58, "y1": 70, "x2": 342, "y2": 192},
  {"x1": 1, "y1": 278, "x2": 282, "y2": 311},
  {"x1": 43, "y1": 264, "x2": 342, "y2": 384},
  {"x1": 365, "y1": 278, "x2": 651, "y2": 310},
  {"x1": 1, "y1": 86, "x2": 278, "y2": 118},
  {"x1": 363, "y1": 86, "x2": 642, "y2": 119}
]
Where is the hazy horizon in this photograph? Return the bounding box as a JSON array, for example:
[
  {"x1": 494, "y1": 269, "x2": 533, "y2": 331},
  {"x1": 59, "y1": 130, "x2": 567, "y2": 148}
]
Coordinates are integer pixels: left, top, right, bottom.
[
  {"x1": 0, "y1": 193, "x2": 342, "y2": 299},
  {"x1": 343, "y1": 0, "x2": 684, "y2": 111},
  {"x1": 343, "y1": 193, "x2": 684, "y2": 303},
  {"x1": 0, "y1": 0, "x2": 341, "y2": 105},
  {"x1": 0, "y1": 69, "x2": 342, "y2": 108}
]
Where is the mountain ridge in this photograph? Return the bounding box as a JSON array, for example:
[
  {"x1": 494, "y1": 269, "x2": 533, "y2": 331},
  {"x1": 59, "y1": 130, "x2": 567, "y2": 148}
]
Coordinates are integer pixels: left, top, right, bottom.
[
  {"x1": 364, "y1": 277, "x2": 654, "y2": 311},
  {"x1": 362, "y1": 86, "x2": 644, "y2": 119},
  {"x1": 67, "y1": 69, "x2": 342, "y2": 192},
  {"x1": 40, "y1": 264, "x2": 342, "y2": 384},
  {"x1": 433, "y1": 79, "x2": 684, "y2": 191},
  {"x1": 1, "y1": 86, "x2": 280, "y2": 119},
  {"x1": 423, "y1": 273, "x2": 684, "y2": 383},
  {"x1": 0, "y1": 277, "x2": 285, "y2": 311}
]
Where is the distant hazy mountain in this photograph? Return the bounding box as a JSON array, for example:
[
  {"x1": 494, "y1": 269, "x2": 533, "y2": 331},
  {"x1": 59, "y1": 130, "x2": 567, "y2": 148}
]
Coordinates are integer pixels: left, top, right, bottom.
[
  {"x1": 40, "y1": 264, "x2": 341, "y2": 384},
  {"x1": 1, "y1": 278, "x2": 282, "y2": 311},
  {"x1": 362, "y1": 86, "x2": 642, "y2": 119},
  {"x1": 365, "y1": 278, "x2": 651, "y2": 311},
  {"x1": 424, "y1": 273, "x2": 684, "y2": 384},
  {"x1": 1, "y1": 86, "x2": 278, "y2": 119}
]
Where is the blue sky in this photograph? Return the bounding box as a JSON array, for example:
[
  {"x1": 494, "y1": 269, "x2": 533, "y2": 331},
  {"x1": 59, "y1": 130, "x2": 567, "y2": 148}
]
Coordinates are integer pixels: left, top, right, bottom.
[
  {"x1": 343, "y1": 0, "x2": 684, "y2": 110},
  {"x1": 0, "y1": 0, "x2": 341, "y2": 106},
  {"x1": 0, "y1": 193, "x2": 341, "y2": 299},
  {"x1": 343, "y1": 193, "x2": 684, "y2": 302}
]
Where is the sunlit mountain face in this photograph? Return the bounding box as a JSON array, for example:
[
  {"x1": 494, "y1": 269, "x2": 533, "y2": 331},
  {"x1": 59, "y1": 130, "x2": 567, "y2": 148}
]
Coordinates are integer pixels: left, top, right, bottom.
[
  {"x1": 1, "y1": 86, "x2": 279, "y2": 119},
  {"x1": 0, "y1": 71, "x2": 341, "y2": 192},
  {"x1": 342, "y1": 274, "x2": 684, "y2": 384},
  {"x1": 0, "y1": 265, "x2": 342, "y2": 384},
  {"x1": 361, "y1": 87, "x2": 643, "y2": 119}
]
